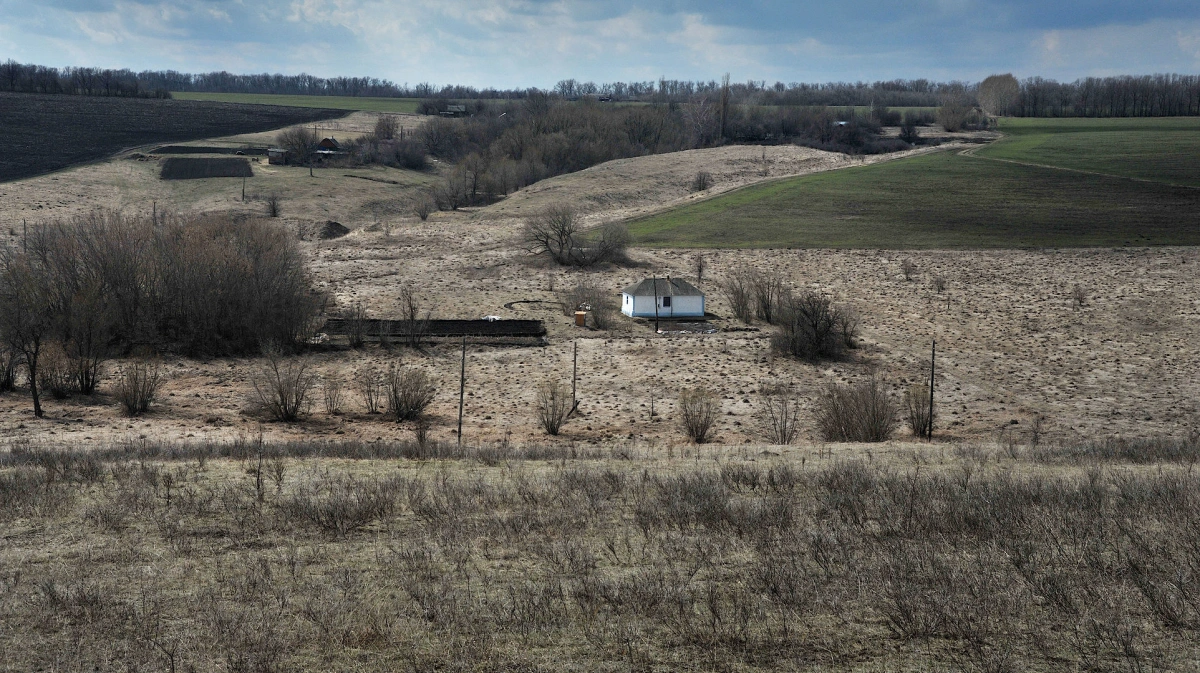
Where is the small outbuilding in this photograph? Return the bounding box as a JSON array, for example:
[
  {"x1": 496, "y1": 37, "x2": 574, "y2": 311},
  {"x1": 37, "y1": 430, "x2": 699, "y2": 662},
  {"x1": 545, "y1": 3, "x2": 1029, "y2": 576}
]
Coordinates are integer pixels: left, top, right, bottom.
[
  {"x1": 621, "y1": 277, "x2": 705, "y2": 318},
  {"x1": 267, "y1": 147, "x2": 290, "y2": 165}
]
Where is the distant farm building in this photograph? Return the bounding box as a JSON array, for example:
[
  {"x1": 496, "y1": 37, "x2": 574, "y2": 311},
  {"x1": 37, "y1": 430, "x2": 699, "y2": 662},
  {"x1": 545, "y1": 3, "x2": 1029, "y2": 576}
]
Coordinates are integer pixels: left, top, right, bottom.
[
  {"x1": 267, "y1": 148, "x2": 290, "y2": 165},
  {"x1": 621, "y1": 278, "x2": 705, "y2": 318},
  {"x1": 318, "y1": 137, "x2": 341, "y2": 150},
  {"x1": 440, "y1": 105, "x2": 468, "y2": 117}
]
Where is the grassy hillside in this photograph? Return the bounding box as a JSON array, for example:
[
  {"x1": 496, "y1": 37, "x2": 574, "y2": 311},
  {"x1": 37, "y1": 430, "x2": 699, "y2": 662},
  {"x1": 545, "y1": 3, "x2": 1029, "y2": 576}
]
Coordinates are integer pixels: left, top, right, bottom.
[
  {"x1": 629, "y1": 117, "x2": 1200, "y2": 249},
  {"x1": 978, "y1": 117, "x2": 1200, "y2": 187},
  {"x1": 171, "y1": 92, "x2": 422, "y2": 114}
]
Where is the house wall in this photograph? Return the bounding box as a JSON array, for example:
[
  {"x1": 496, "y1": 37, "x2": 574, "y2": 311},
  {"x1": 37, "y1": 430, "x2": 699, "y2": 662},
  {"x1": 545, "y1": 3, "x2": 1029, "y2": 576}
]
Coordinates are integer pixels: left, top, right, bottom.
[{"x1": 622, "y1": 293, "x2": 705, "y2": 318}]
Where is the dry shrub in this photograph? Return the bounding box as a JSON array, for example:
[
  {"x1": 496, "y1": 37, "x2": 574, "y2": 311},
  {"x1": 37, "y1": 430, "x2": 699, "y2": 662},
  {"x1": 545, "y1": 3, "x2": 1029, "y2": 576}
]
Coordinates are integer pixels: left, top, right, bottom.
[
  {"x1": 413, "y1": 195, "x2": 435, "y2": 221},
  {"x1": 322, "y1": 376, "x2": 344, "y2": 415},
  {"x1": 374, "y1": 114, "x2": 399, "y2": 140},
  {"x1": 815, "y1": 375, "x2": 898, "y2": 442},
  {"x1": 560, "y1": 277, "x2": 615, "y2": 329},
  {"x1": 265, "y1": 194, "x2": 281, "y2": 218},
  {"x1": 344, "y1": 302, "x2": 367, "y2": 349},
  {"x1": 932, "y1": 274, "x2": 947, "y2": 293},
  {"x1": 385, "y1": 365, "x2": 435, "y2": 421},
  {"x1": 751, "y1": 271, "x2": 788, "y2": 324},
  {"x1": 905, "y1": 382, "x2": 933, "y2": 439},
  {"x1": 280, "y1": 472, "x2": 404, "y2": 537},
  {"x1": 398, "y1": 287, "x2": 430, "y2": 348},
  {"x1": 679, "y1": 388, "x2": 719, "y2": 443},
  {"x1": 113, "y1": 361, "x2": 162, "y2": 417},
  {"x1": 771, "y1": 293, "x2": 852, "y2": 362},
  {"x1": 356, "y1": 366, "x2": 384, "y2": 414},
  {"x1": 252, "y1": 351, "x2": 316, "y2": 422},
  {"x1": 720, "y1": 271, "x2": 754, "y2": 324},
  {"x1": 900, "y1": 258, "x2": 917, "y2": 281},
  {"x1": 691, "y1": 170, "x2": 712, "y2": 192},
  {"x1": 536, "y1": 381, "x2": 573, "y2": 435},
  {"x1": 1071, "y1": 283, "x2": 1088, "y2": 308},
  {"x1": 759, "y1": 387, "x2": 801, "y2": 445},
  {"x1": 37, "y1": 343, "x2": 76, "y2": 400}
]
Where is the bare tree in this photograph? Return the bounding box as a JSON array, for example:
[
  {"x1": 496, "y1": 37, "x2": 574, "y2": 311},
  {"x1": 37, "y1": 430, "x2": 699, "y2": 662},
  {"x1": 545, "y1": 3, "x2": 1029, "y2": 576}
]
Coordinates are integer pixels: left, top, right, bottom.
[
  {"x1": 0, "y1": 249, "x2": 59, "y2": 417},
  {"x1": 413, "y1": 195, "x2": 435, "y2": 221},
  {"x1": 523, "y1": 205, "x2": 627, "y2": 267},
  {"x1": 752, "y1": 271, "x2": 787, "y2": 324},
  {"x1": 977, "y1": 74, "x2": 1020, "y2": 117},
  {"x1": 771, "y1": 293, "x2": 851, "y2": 362},
  {"x1": 276, "y1": 126, "x2": 321, "y2": 176},
  {"x1": 265, "y1": 194, "x2": 281, "y2": 217},
  {"x1": 114, "y1": 360, "x2": 163, "y2": 417},
  {"x1": 252, "y1": 349, "x2": 316, "y2": 422},
  {"x1": 815, "y1": 375, "x2": 898, "y2": 442},
  {"x1": 356, "y1": 366, "x2": 384, "y2": 414},
  {"x1": 905, "y1": 382, "x2": 933, "y2": 439},
  {"x1": 900, "y1": 259, "x2": 918, "y2": 281},
  {"x1": 693, "y1": 253, "x2": 706, "y2": 285}
]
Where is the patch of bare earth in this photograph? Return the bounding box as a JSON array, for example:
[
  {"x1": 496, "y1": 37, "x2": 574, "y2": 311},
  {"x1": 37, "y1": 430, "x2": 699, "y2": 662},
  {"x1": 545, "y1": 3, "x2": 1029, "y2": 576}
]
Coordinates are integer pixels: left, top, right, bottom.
[{"x1": 1, "y1": 137, "x2": 1195, "y2": 451}]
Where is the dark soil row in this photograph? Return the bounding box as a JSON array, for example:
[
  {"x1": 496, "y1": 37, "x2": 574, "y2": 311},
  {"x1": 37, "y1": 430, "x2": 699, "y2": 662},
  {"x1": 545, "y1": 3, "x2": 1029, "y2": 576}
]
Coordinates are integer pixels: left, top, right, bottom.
[
  {"x1": 160, "y1": 157, "x2": 253, "y2": 180},
  {"x1": 0, "y1": 92, "x2": 345, "y2": 183}
]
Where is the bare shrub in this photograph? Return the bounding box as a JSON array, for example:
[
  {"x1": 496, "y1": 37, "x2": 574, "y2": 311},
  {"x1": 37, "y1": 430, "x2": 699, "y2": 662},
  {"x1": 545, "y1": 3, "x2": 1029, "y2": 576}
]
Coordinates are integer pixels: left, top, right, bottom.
[
  {"x1": 37, "y1": 343, "x2": 76, "y2": 400},
  {"x1": 356, "y1": 366, "x2": 384, "y2": 414},
  {"x1": 265, "y1": 194, "x2": 281, "y2": 218},
  {"x1": 344, "y1": 302, "x2": 367, "y2": 349},
  {"x1": 322, "y1": 376, "x2": 344, "y2": 415},
  {"x1": 374, "y1": 114, "x2": 399, "y2": 140},
  {"x1": 413, "y1": 195, "x2": 435, "y2": 221},
  {"x1": 385, "y1": 365, "x2": 436, "y2": 421},
  {"x1": 252, "y1": 350, "x2": 316, "y2": 422},
  {"x1": 900, "y1": 258, "x2": 917, "y2": 281},
  {"x1": 720, "y1": 271, "x2": 754, "y2": 324},
  {"x1": 814, "y1": 375, "x2": 898, "y2": 442},
  {"x1": 1029, "y1": 415, "x2": 1047, "y2": 447},
  {"x1": 679, "y1": 388, "x2": 719, "y2": 443},
  {"x1": 398, "y1": 287, "x2": 430, "y2": 348},
  {"x1": 905, "y1": 382, "x2": 933, "y2": 439},
  {"x1": 522, "y1": 205, "x2": 627, "y2": 267},
  {"x1": 536, "y1": 381, "x2": 573, "y2": 435},
  {"x1": 113, "y1": 360, "x2": 163, "y2": 417},
  {"x1": 280, "y1": 472, "x2": 403, "y2": 537},
  {"x1": 560, "y1": 277, "x2": 615, "y2": 329},
  {"x1": 690, "y1": 170, "x2": 712, "y2": 192},
  {"x1": 932, "y1": 274, "x2": 947, "y2": 293},
  {"x1": 751, "y1": 271, "x2": 788, "y2": 324},
  {"x1": 771, "y1": 293, "x2": 851, "y2": 362},
  {"x1": 1071, "y1": 284, "x2": 1088, "y2": 309},
  {"x1": 759, "y1": 387, "x2": 801, "y2": 445}
]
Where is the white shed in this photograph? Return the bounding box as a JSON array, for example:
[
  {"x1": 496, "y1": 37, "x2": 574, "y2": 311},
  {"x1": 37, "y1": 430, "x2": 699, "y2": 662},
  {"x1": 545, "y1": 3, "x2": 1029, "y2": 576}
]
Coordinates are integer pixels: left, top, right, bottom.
[{"x1": 621, "y1": 277, "x2": 705, "y2": 318}]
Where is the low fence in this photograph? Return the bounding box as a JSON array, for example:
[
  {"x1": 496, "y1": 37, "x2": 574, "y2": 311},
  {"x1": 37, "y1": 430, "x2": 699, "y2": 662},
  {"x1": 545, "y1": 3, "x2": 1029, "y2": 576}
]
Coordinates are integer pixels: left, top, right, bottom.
[{"x1": 320, "y1": 318, "x2": 546, "y2": 339}]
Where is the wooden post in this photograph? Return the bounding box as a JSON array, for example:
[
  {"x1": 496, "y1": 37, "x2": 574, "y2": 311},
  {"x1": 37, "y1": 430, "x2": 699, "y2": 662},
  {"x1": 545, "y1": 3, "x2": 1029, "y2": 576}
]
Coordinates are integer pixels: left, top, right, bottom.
[
  {"x1": 242, "y1": 176, "x2": 246, "y2": 202},
  {"x1": 652, "y1": 275, "x2": 660, "y2": 333},
  {"x1": 572, "y1": 339, "x2": 578, "y2": 409},
  {"x1": 457, "y1": 336, "x2": 466, "y2": 447},
  {"x1": 928, "y1": 339, "x2": 936, "y2": 440},
  {"x1": 22, "y1": 219, "x2": 26, "y2": 253}
]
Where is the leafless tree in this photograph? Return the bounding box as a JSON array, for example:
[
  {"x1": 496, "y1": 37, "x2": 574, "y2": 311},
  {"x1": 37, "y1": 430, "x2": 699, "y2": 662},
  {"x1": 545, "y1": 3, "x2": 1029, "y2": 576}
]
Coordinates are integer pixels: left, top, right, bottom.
[
  {"x1": 905, "y1": 382, "x2": 933, "y2": 439},
  {"x1": 413, "y1": 195, "x2": 434, "y2": 221},
  {"x1": 977, "y1": 73, "x2": 1020, "y2": 117},
  {"x1": 276, "y1": 126, "x2": 321, "y2": 176},
  {"x1": 0, "y1": 248, "x2": 59, "y2": 417},
  {"x1": 759, "y1": 386, "x2": 801, "y2": 445},
  {"x1": 357, "y1": 366, "x2": 384, "y2": 414},
  {"x1": 523, "y1": 205, "x2": 627, "y2": 267},
  {"x1": 265, "y1": 194, "x2": 281, "y2": 217},
  {"x1": 114, "y1": 360, "x2": 163, "y2": 417},
  {"x1": 1071, "y1": 284, "x2": 1088, "y2": 309},
  {"x1": 693, "y1": 253, "x2": 706, "y2": 284},
  {"x1": 752, "y1": 271, "x2": 788, "y2": 324},
  {"x1": 815, "y1": 375, "x2": 898, "y2": 442},
  {"x1": 900, "y1": 259, "x2": 918, "y2": 281},
  {"x1": 771, "y1": 293, "x2": 851, "y2": 362}
]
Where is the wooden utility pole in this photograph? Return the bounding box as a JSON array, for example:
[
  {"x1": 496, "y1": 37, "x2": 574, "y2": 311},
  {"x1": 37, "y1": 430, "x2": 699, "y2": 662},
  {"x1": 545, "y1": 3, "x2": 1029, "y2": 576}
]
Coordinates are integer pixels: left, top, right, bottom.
[
  {"x1": 652, "y1": 275, "x2": 660, "y2": 333},
  {"x1": 457, "y1": 336, "x2": 466, "y2": 447},
  {"x1": 242, "y1": 176, "x2": 246, "y2": 201},
  {"x1": 572, "y1": 339, "x2": 578, "y2": 409},
  {"x1": 928, "y1": 339, "x2": 936, "y2": 440}
]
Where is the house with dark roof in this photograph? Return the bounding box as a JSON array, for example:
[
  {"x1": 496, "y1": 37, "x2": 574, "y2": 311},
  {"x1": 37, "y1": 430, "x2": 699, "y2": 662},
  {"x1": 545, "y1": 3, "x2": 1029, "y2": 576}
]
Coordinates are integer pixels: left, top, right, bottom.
[{"x1": 621, "y1": 277, "x2": 705, "y2": 318}]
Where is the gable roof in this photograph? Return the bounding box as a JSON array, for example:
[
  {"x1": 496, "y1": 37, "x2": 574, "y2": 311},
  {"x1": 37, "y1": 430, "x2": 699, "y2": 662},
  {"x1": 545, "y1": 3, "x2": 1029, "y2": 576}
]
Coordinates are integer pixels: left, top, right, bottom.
[{"x1": 621, "y1": 277, "x2": 703, "y2": 297}]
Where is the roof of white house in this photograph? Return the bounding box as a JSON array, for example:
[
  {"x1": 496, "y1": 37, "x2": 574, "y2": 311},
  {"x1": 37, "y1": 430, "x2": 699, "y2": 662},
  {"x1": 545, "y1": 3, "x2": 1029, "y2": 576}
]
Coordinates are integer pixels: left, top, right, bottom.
[{"x1": 621, "y1": 277, "x2": 703, "y2": 297}]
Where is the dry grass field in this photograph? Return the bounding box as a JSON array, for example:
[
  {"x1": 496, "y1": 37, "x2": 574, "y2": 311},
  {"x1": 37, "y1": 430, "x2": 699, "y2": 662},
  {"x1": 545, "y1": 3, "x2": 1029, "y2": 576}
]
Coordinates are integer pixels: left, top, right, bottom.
[{"x1": 3, "y1": 114, "x2": 1200, "y2": 671}]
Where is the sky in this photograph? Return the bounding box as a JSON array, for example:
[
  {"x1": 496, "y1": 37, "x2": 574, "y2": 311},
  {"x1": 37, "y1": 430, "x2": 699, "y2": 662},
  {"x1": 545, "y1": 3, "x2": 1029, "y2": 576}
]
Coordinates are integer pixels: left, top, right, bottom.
[{"x1": 1, "y1": 0, "x2": 1198, "y2": 88}]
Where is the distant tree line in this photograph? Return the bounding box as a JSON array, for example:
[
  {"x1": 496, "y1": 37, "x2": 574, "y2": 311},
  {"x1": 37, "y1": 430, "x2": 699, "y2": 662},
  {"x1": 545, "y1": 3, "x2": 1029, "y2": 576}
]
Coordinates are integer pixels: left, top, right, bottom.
[
  {"x1": 0, "y1": 61, "x2": 170, "y2": 98},
  {"x1": 1015, "y1": 74, "x2": 1200, "y2": 117}
]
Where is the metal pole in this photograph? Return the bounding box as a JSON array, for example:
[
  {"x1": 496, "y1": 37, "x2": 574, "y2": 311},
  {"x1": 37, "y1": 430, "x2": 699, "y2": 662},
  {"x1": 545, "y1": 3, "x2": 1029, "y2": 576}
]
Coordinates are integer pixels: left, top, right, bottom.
[
  {"x1": 928, "y1": 339, "x2": 936, "y2": 440},
  {"x1": 457, "y1": 336, "x2": 466, "y2": 447}
]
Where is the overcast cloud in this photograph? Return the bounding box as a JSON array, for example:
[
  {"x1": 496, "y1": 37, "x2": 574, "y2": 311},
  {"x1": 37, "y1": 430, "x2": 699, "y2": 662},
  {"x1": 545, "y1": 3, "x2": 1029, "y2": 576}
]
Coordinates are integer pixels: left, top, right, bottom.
[{"x1": 1, "y1": 0, "x2": 1198, "y2": 87}]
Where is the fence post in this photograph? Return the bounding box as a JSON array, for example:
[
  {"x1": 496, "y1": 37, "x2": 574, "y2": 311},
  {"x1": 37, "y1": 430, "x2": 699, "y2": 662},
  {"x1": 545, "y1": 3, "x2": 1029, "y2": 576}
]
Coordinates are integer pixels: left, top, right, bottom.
[
  {"x1": 457, "y1": 336, "x2": 466, "y2": 448},
  {"x1": 928, "y1": 339, "x2": 936, "y2": 440}
]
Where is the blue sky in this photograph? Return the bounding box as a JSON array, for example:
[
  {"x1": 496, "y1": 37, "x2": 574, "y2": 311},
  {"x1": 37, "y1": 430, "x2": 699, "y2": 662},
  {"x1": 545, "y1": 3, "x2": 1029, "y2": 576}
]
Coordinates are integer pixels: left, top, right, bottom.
[{"x1": 1, "y1": 1, "x2": 1198, "y2": 87}]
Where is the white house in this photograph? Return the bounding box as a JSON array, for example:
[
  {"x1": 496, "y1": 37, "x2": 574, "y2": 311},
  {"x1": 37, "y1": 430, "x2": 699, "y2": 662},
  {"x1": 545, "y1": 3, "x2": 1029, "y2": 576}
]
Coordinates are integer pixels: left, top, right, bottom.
[{"x1": 621, "y1": 277, "x2": 705, "y2": 318}]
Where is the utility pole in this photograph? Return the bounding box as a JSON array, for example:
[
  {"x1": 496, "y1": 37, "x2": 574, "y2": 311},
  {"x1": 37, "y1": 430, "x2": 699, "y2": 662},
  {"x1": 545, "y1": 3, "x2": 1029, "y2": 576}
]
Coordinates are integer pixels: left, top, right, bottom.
[
  {"x1": 572, "y1": 339, "x2": 578, "y2": 411},
  {"x1": 242, "y1": 176, "x2": 246, "y2": 202},
  {"x1": 652, "y1": 275, "x2": 660, "y2": 333},
  {"x1": 457, "y1": 336, "x2": 466, "y2": 447},
  {"x1": 928, "y1": 339, "x2": 936, "y2": 440}
]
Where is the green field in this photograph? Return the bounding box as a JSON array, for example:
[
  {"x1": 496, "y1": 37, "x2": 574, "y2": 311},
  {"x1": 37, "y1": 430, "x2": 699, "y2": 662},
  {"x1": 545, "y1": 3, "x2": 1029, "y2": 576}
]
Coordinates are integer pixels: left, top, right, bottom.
[
  {"x1": 978, "y1": 117, "x2": 1200, "y2": 187},
  {"x1": 170, "y1": 92, "x2": 421, "y2": 113},
  {"x1": 629, "y1": 117, "x2": 1200, "y2": 248}
]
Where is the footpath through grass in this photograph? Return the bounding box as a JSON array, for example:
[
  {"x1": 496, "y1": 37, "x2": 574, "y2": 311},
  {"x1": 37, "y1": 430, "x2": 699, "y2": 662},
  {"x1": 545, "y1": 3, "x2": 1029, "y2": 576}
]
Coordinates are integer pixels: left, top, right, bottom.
[
  {"x1": 629, "y1": 116, "x2": 1200, "y2": 249},
  {"x1": 978, "y1": 117, "x2": 1200, "y2": 187},
  {"x1": 171, "y1": 92, "x2": 421, "y2": 114}
]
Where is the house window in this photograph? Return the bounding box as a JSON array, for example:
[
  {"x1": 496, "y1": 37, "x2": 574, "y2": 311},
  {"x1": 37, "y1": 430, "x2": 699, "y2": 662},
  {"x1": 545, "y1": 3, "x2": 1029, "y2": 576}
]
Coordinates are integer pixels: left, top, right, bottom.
[{"x1": 662, "y1": 296, "x2": 672, "y2": 308}]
